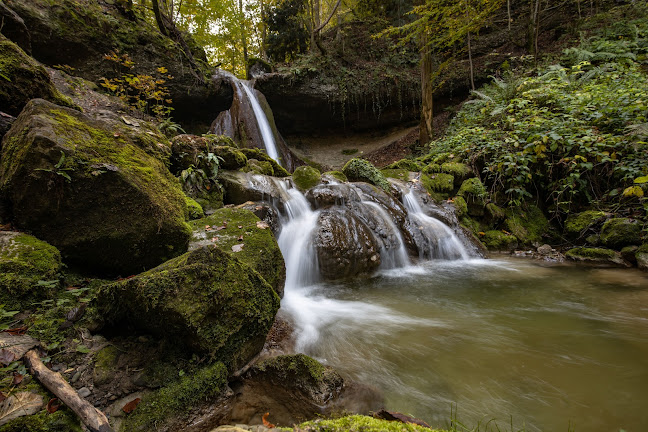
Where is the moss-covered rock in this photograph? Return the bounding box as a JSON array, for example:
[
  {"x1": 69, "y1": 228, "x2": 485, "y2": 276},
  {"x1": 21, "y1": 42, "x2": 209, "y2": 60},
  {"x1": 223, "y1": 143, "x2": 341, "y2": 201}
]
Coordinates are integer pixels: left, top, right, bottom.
[
  {"x1": 457, "y1": 178, "x2": 486, "y2": 217},
  {"x1": 93, "y1": 345, "x2": 120, "y2": 385},
  {"x1": 0, "y1": 232, "x2": 61, "y2": 309},
  {"x1": 565, "y1": 247, "x2": 630, "y2": 267},
  {"x1": 421, "y1": 173, "x2": 454, "y2": 195},
  {"x1": 381, "y1": 169, "x2": 410, "y2": 182},
  {"x1": 239, "y1": 148, "x2": 290, "y2": 177},
  {"x1": 0, "y1": 409, "x2": 82, "y2": 432},
  {"x1": 564, "y1": 210, "x2": 608, "y2": 238},
  {"x1": 250, "y1": 354, "x2": 343, "y2": 405},
  {"x1": 122, "y1": 362, "x2": 228, "y2": 432},
  {"x1": 600, "y1": 218, "x2": 643, "y2": 249},
  {"x1": 385, "y1": 159, "x2": 421, "y2": 172},
  {"x1": 0, "y1": 36, "x2": 76, "y2": 116},
  {"x1": 342, "y1": 158, "x2": 390, "y2": 192},
  {"x1": 96, "y1": 246, "x2": 280, "y2": 368},
  {"x1": 440, "y1": 162, "x2": 472, "y2": 186},
  {"x1": 214, "y1": 145, "x2": 248, "y2": 170},
  {"x1": 170, "y1": 134, "x2": 244, "y2": 173},
  {"x1": 184, "y1": 195, "x2": 204, "y2": 220},
  {"x1": 482, "y1": 230, "x2": 518, "y2": 251},
  {"x1": 189, "y1": 208, "x2": 285, "y2": 297},
  {"x1": 0, "y1": 99, "x2": 191, "y2": 274},
  {"x1": 322, "y1": 171, "x2": 348, "y2": 182},
  {"x1": 637, "y1": 244, "x2": 648, "y2": 271},
  {"x1": 296, "y1": 415, "x2": 435, "y2": 432},
  {"x1": 503, "y1": 205, "x2": 549, "y2": 246},
  {"x1": 292, "y1": 166, "x2": 321, "y2": 191},
  {"x1": 485, "y1": 203, "x2": 505, "y2": 225},
  {"x1": 244, "y1": 158, "x2": 275, "y2": 176},
  {"x1": 453, "y1": 196, "x2": 468, "y2": 218}
]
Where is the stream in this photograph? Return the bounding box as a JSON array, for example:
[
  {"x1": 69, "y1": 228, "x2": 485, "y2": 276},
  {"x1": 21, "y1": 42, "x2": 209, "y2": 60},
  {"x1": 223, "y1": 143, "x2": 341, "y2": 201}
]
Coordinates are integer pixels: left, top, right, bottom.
[{"x1": 283, "y1": 257, "x2": 648, "y2": 431}]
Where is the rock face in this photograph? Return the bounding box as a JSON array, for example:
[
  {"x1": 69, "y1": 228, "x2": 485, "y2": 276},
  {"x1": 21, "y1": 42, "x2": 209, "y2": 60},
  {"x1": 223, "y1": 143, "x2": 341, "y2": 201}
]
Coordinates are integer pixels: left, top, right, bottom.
[
  {"x1": 0, "y1": 232, "x2": 61, "y2": 309},
  {"x1": 97, "y1": 246, "x2": 280, "y2": 369},
  {"x1": 314, "y1": 208, "x2": 381, "y2": 279},
  {"x1": 0, "y1": 36, "x2": 75, "y2": 116},
  {"x1": 219, "y1": 170, "x2": 288, "y2": 207},
  {"x1": 3, "y1": 0, "x2": 231, "y2": 130},
  {"x1": 0, "y1": 99, "x2": 191, "y2": 274},
  {"x1": 189, "y1": 208, "x2": 286, "y2": 297},
  {"x1": 565, "y1": 247, "x2": 630, "y2": 267}
]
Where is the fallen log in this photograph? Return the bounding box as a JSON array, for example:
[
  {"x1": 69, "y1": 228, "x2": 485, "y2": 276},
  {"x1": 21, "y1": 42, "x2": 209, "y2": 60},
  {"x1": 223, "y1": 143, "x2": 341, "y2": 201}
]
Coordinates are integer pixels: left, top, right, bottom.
[{"x1": 23, "y1": 349, "x2": 113, "y2": 432}]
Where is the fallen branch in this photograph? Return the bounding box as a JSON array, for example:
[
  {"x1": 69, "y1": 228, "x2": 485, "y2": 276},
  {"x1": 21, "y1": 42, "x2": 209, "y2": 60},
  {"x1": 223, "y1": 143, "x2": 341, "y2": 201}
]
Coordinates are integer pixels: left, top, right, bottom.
[{"x1": 23, "y1": 350, "x2": 113, "y2": 432}]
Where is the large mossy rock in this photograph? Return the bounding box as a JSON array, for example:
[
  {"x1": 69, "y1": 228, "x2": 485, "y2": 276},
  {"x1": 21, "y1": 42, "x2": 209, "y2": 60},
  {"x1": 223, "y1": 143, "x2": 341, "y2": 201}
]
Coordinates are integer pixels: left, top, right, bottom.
[
  {"x1": 482, "y1": 230, "x2": 518, "y2": 251},
  {"x1": 457, "y1": 178, "x2": 486, "y2": 217},
  {"x1": 565, "y1": 247, "x2": 630, "y2": 267},
  {"x1": 97, "y1": 246, "x2": 280, "y2": 369},
  {"x1": 503, "y1": 205, "x2": 549, "y2": 246},
  {"x1": 564, "y1": 210, "x2": 608, "y2": 239},
  {"x1": 599, "y1": 218, "x2": 643, "y2": 249},
  {"x1": 189, "y1": 208, "x2": 285, "y2": 297},
  {"x1": 292, "y1": 166, "x2": 321, "y2": 191},
  {"x1": 0, "y1": 36, "x2": 74, "y2": 116},
  {"x1": 0, "y1": 232, "x2": 61, "y2": 309},
  {"x1": 0, "y1": 99, "x2": 191, "y2": 274},
  {"x1": 342, "y1": 158, "x2": 390, "y2": 192},
  {"x1": 239, "y1": 148, "x2": 290, "y2": 177}
]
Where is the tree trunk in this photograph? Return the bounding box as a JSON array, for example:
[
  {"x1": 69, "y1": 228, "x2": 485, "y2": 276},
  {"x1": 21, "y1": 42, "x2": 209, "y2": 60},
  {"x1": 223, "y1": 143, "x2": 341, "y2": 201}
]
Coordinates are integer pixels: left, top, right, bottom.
[
  {"x1": 507, "y1": 0, "x2": 511, "y2": 30},
  {"x1": 239, "y1": 0, "x2": 249, "y2": 78},
  {"x1": 419, "y1": 39, "x2": 434, "y2": 146},
  {"x1": 467, "y1": 31, "x2": 475, "y2": 91},
  {"x1": 151, "y1": 0, "x2": 169, "y2": 36}
]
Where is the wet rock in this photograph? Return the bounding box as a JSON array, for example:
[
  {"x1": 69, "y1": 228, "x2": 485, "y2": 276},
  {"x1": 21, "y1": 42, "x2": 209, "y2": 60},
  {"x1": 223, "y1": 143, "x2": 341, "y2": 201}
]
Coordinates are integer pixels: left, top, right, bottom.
[
  {"x1": 292, "y1": 166, "x2": 321, "y2": 191},
  {"x1": 220, "y1": 171, "x2": 288, "y2": 208},
  {"x1": 314, "y1": 208, "x2": 381, "y2": 280},
  {"x1": 78, "y1": 387, "x2": 91, "y2": 398},
  {"x1": 564, "y1": 210, "x2": 609, "y2": 239},
  {"x1": 0, "y1": 231, "x2": 61, "y2": 309},
  {"x1": 239, "y1": 148, "x2": 291, "y2": 177},
  {"x1": 235, "y1": 202, "x2": 281, "y2": 234},
  {"x1": 189, "y1": 208, "x2": 285, "y2": 297},
  {"x1": 0, "y1": 99, "x2": 191, "y2": 274},
  {"x1": 637, "y1": 244, "x2": 648, "y2": 271},
  {"x1": 565, "y1": 247, "x2": 631, "y2": 267},
  {"x1": 170, "y1": 134, "x2": 244, "y2": 174},
  {"x1": 600, "y1": 218, "x2": 643, "y2": 249},
  {"x1": 503, "y1": 205, "x2": 550, "y2": 247},
  {"x1": 305, "y1": 183, "x2": 362, "y2": 209},
  {"x1": 96, "y1": 246, "x2": 280, "y2": 369}
]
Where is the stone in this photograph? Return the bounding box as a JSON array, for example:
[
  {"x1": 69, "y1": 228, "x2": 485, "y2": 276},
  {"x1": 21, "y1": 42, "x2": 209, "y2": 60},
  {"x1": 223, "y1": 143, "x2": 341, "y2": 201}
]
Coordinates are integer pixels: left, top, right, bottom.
[
  {"x1": 565, "y1": 247, "x2": 630, "y2": 267},
  {"x1": 564, "y1": 210, "x2": 608, "y2": 239},
  {"x1": 342, "y1": 158, "x2": 390, "y2": 192},
  {"x1": 292, "y1": 166, "x2": 321, "y2": 191},
  {"x1": 0, "y1": 99, "x2": 191, "y2": 274},
  {"x1": 219, "y1": 170, "x2": 286, "y2": 207},
  {"x1": 77, "y1": 387, "x2": 91, "y2": 398},
  {"x1": 600, "y1": 218, "x2": 643, "y2": 249}
]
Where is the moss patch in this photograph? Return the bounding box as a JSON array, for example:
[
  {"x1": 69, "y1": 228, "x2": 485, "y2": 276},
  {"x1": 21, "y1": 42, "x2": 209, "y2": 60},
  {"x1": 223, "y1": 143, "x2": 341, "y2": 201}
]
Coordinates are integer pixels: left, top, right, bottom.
[
  {"x1": 122, "y1": 362, "x2": 228, "y2": 432},
  {"x1": 600, "y1": 218, "x2": 643, "y2": 249},
  {"x1": 381, "y1": 169, "x2": 410, "y2": 182},
  {"x1": 292, "y1": 166, "x2": 322, "y2": 191},
  {"x1": 421, "y1": 173, "x2": 454, "y2": 194},
  {"x1": 565, "y1": 247, "x2": 628, "y2": 267},
  {"x1": 342, "y1": 158, "x2": 390, "y2": 191},
  {"x1": 453, "y1": 196, "x2": 468, "y2": 218},
  {"x1": 0, "y1": 232, "x2": 62, "y2": 310},
  {"x1": 296, "y1": 415, "x2": 441, "y2": 432},
  {"x1": 184, "y1": 195, "x2": 205, "y2": 220},
  {"x1": 385, "y1": 159, "x2": 421, "y2": 172},
  {"x1": 322, "y1": 171, "x2": 348, "y2": 182},
  {"x1": 482, "y1": 230, "x2": 518, "y2": 251},
  {"x1": 564, "y1": 210, "x2": 608, "y2": 237},
  {"x1": 189, "y1": 207, "x2": 285, "y2": 296},
  {"x1": 503, "y1": 205, "x2": 549, "y2": 246},
  {"x1": 239, "y1": 148, "x2": 290, "y2": 177},
  {"x1": 0, "y1": 409, "x2": 82, "y2": 432}
]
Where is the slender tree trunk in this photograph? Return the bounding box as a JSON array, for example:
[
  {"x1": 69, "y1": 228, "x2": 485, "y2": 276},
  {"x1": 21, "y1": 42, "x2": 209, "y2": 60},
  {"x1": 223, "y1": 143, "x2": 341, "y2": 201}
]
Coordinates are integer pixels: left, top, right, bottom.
[
  {"x1": 507, "y1": 0, "x2": 511, "y2": 31},
  {"x1": 467, "y1": 31, "x2": 475, "y2": 91},
  {"x1": 239, "y1": 0, "x2": 249, "y2": 77},
  {"x1": 151, "y1": 0, "x2": 169, "y2": 36},
  {"x1": 419, "y1": 38, "x2": 434, "y2": 146}
]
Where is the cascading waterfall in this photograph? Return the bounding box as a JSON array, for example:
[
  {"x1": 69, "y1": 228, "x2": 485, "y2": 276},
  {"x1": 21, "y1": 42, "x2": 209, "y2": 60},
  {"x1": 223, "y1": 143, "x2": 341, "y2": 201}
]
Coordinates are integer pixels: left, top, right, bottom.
[
  {"x1": 239, "y1": 82, "x2": 281, "y2": 163},
  {"x1": 360, "y1": 200, "x2": 410, "y2": 269},
  {"x1": 403, "y1": 191, "x2": 470, "y2": 260}
]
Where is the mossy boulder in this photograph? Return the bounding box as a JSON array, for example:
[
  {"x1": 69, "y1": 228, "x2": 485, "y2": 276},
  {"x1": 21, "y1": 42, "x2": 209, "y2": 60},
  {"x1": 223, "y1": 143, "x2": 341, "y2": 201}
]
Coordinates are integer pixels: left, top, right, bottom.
[
  {"x1": 96, "y1": 246, "x2": 280, "y2": 368},
  {"x1": 600, "y1": 218, "x2": 643, "y2": 249},
  {"x1": 292, "y1": 166, "x2": 321, "y2": 191},
  {"x1": 381, "y1": 169, "x2": 410, "y2": 182},
  {"x1": 565, "y1": 247, "x2": 630, "y2": 267},
  {"x1": 0, "y1": 99, "x2": 191, "y2": 274},
  {"x1": 0, "y1": 36, "x2": 75, "y2": 116},
  {"x1": 122, "y1": 362, "x2": 228, "y2": 432},
  {"x1": 244, "y1": 158, "x2": 275, "y2": 176},
  {"x1": 239, "y1": 148, "x2": 290, "y2": 177},
  {"x1": 0, "y1": 232, "x2": 61, "y2": 309},
  {"x1": 503, "y1": 205, "x2": 549, "y2": 246},
  {"x1": 564, "y1": 210, "x2": 608, "y2": 238},
  {"x1": 453, "y1": 196, "x2": 468, "y2": 218},
  {"x1": 637, "y1": 244, "x2": 648, "y2": 271},
  {"x1": 482, "y1": 230, "x2": 518, "y2": 251},
  {"x1": 189, "y1": 208, "x2": 285, "y2": 297},
  {"x1": 342, "y1": 158, "x2": 390, "y2": 192},
  {"x1": 485, "y1": 203, "x2": 505, "y2": 225},
  {"x1": 421, "y1": 173, "x2": 454, "y2": 195},
  {"x1": 184, "y1": 195, "x2": 204, "y2": 220},
  {"x1": 457, "y1": 178, "x2": 486, "y2": 217},
  {"x1": 322, "y1": 171, "x2": 348, "y2": 182},
  {"x1": 440, "y1": 162, "x2": 472, "y2": 186},
  {"x1": 93, "y1": 345, "x2": 120, "y2": 386},
  {"x1": 170, "y1": 134, "x2": 244, "y2": 173},
  {"x1": 385, "y1": 159, "x2": 421, "y2": 172}
]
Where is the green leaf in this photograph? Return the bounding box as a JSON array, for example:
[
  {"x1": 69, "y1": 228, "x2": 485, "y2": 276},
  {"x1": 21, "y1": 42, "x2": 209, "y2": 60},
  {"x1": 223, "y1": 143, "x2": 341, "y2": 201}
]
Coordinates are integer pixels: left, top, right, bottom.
[
  {"x1": 76, "y1": 345, "x2": 90, "y2": 354},
  {"x1": 634, "y1": 176, "x2": 648, "y2": 184}
]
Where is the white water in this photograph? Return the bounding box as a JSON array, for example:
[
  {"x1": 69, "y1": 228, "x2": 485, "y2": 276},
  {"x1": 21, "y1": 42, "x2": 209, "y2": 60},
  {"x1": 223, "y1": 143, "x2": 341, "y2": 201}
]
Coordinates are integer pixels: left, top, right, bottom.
[
  {"x1": 361, "y1": 200, "x2": 411, "y2": 269},
  {"x1": 403, "y1": 191, "x2": 470, "y2": 260},
  {"x1": 240, "y1": 82, "x2": 281, "y2": 163}
]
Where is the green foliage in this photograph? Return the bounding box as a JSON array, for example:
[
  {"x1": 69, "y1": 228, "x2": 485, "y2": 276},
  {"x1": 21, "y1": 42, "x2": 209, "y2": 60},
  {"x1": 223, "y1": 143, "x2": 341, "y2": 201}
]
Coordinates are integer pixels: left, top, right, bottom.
[
  {"x1": 180, "y1": 152, "x2": 224, "y2": 196},
  {"x1": 265, "y1": 0, "x2": 309, "y2": 63},
  {"x1": 34, "y1": 151, "x2": 74, "y2": 183},
  {"x1": 99, "y1": 51, "x2": 174, "y2": 119}
]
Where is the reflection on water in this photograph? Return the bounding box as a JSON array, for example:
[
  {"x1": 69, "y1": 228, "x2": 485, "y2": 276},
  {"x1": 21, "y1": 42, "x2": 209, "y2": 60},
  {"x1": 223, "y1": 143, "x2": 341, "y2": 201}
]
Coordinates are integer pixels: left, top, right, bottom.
[{"x1": 282, "y1": 258, "x2": 648, "y2": 431}]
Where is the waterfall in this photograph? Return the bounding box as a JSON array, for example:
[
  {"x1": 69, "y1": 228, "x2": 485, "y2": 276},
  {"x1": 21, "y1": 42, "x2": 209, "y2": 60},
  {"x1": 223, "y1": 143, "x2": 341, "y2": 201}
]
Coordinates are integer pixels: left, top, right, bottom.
[
  {"x1": 360, "y1": 200, "x2": 410, "y2": 269},
  {"x1": 403, "y1": 191, "x2": 470, "y2": 260},
  {"x1": 240, "y1": 82, "x2": 281, "y2": 163}
]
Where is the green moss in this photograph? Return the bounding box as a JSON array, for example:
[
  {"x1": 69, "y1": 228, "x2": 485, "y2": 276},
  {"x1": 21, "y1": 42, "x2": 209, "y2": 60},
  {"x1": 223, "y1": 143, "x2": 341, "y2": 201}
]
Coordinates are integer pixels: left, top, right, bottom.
[
  {"x1": 638, "y1": 244, "x2": 648, "y2": 254},
  {"x1": 482, "y1": 230, "x2": 518, "y2": 251},
  {"x1": 503, "y1": 205, "x2": 549, "y2": 246},
  {"x1": 381, "y1": 169, "x2": 410, "y2": 182},
  {"x1": 565, "y1": 247, "x2": 617, "y2": 260},
  {"x1": 458, "y1": 178, "x2": 486, "y2": 197},
  {"x1": 0, "y1": 409, "x2": 82, "y2": 432},
  {"x1": 184, "y1": 195, "x2": 205, "y2": 220},
  {"x1": 239, "y1": 148, "x2": 290, "y2": 177},
  {"x1": 342, "y1": 158, "x2": 390, "y2": 191},
  {"x1": 600, "y1": 218, "x2": 643, "y2": 249},
  {"x1": 453, "y1": 196, "x2": 468, "y2": 218},
  {"x1": 341, "y1": 148, "x2": 358, "y2": 155},
  {"x1": 421, "y1": 163, "x2": 441, "y2": 176},
  {"x1": 440, "y1": 162, "x2": 471, "y2": 179},
  {"x1": 255, "y1": 354, "x2": 325, "y2": 381},
  {"x1": 296, "y1": 415, "x2": 442, "y2": 432},
  {"x1": 189, "y1": 208, "x2": 285, "y2": 296},
  {"x1": 122, "y1": 362, "x2": 228, "y2": 431},
  {"x1": 213, "y1": 146, "x2": 247, "y2": 170},
  {"x1": 322, "y1": 171, "x2": 348, "y2": 182},
  {"x1": 385, "y1": 159, "x2": 421, "y2": 171},
  {"x1": 421, "y1": 173, "x2": 454, "y2": 194},
  {"x1": 292, "y1": 166, "x2": 322, "y2": 191},
  {"x1": 564, "y1": 211, "x2": 608, "y2": 237},
  {"x1": 244, "y1": 158, "x2": 275, "y2": 176},
  {"x1": 485, "y1": 203, "x2": 505, "y2": 224},
  {"x1": 93, "y1": 345, "x2": 120, "y2": 385},
  {"x1": 0, "y1": 233, "x2": 62, "y2": 310}
]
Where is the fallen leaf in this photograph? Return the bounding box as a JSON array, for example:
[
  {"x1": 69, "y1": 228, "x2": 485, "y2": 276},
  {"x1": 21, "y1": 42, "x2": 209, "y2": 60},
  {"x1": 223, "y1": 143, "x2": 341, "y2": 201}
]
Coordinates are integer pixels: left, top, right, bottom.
[
  {"x1": 256, "y1": 221, "x2": 269, "y2": 230},
  {"x1": 231, "y1": 244, "x2": 244, "y2": 253},
  {"x1": 205, "y1": 225, "x2": 211, "y2": 229},
  {"x1": 122, "y1": 397, "x2": 141, "y2": 414},
  {"x1": 0, "y1": 393, "x2": 5, "y2": 403},
  {"x1": 478, "y1": 232, "x2": 485, "y2": 236},
  {"x1": 12, "y1": 374, "x2": 23, "y2": 386},
  {"x1": 0, "y1": 349, "x2": 15, "y2": 366},
  {"x1": 215, "y1": 225, "x2": 226, "y2": 231},
  {"x1": 4, "y1": 327, "x2": 27, "y2": 336},
  {"x1": 237, "y1": 235, "x2": 244, "y2": 241},
  {"x1": 262, "y1": 412, "x2": 275, "y2": 428},
  {"x1": 46, "y1": 398, "x2": 60, "y2": 414},
  {"x1": 0, "y1": 392, "x2": 43, "y2": 426}
]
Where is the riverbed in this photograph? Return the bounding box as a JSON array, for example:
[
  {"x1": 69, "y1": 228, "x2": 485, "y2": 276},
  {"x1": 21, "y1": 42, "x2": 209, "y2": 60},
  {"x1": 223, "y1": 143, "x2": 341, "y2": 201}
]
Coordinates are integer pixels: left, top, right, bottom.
[{"x1": 282, "y1": 258, "x2": 648, "y2": 431}]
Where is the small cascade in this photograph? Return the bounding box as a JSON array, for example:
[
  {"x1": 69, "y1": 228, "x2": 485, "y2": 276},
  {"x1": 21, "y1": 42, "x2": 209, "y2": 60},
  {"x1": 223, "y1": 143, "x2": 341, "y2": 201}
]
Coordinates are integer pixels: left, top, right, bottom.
[
  {"x1": 403, "y1": 191, "x2": 470, "y2": 260},
  {"x1": 360, "y1": 200, "x2": 410, "y2": 269}
]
